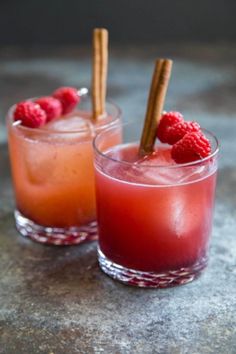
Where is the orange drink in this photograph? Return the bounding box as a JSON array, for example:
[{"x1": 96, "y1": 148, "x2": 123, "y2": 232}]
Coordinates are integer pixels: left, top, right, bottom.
[{"x1": 7, "y1": 96, "x2": 121, "y2": 245}]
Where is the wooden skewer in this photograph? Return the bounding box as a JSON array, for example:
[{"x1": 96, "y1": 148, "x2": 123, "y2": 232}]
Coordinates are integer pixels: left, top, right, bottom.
[
  {"x1": 139, "y1": 58, "x2": 173, "y2": 157},
  {"x1": 92, "y1": 28, "x2": 108, "y2": 120}
]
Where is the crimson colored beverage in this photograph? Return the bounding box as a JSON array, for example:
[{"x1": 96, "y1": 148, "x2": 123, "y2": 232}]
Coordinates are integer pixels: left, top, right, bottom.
[{"x1": 94, "y1": 123, "x2": 219, "y2": 288}]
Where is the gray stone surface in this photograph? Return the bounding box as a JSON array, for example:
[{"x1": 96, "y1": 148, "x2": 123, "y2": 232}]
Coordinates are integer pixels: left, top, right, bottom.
[{"x1": 0, "y1": 44, "x2": 236, "y2": 354}]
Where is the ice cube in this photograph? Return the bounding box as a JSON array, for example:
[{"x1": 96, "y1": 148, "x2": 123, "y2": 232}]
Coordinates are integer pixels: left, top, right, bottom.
[
  {"x1": 43, "y1": 115, "x2": 95, "y2": 142},
  {"x1": 45, "y1": 115, "x2": 88, "y2": 131},
  {"x1": 140, "y1": 163, "x2": 208, "y2": 185},
  {"x1": 102, "y1": 145, "x2": 212, "y2": 186}
]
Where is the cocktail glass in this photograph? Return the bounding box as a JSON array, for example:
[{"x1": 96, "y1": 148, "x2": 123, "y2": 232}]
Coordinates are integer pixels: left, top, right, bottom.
[
  {"x1": 7, "y1": 95, "x2": 122, "y2": 245},
  {"x1": 94, "y1": 122, "x2": 219, "y2": 287}
]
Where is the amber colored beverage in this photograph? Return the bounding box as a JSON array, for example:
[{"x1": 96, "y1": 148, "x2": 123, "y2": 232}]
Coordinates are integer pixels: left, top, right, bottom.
[
  {"x1": 7, "y1": 97, "x2": 121, "y2": 245},
  {"x1": 94, "y1": 123, "x2": 219, "y2": 288}
]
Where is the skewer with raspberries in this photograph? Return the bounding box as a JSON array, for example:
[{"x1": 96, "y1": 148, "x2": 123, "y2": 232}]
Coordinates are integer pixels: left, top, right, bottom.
[{"x1": 13, "y1": 87, "x2": 81, "y2": 128}]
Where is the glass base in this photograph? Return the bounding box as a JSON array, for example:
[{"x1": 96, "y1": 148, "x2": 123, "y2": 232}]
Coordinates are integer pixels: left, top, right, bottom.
[
  {"x1": 98, "y1": 247, "x2": 208, "y2": 288},
  {"x1": 15, "y1": 210, "x2": 98, "y2": 246}
]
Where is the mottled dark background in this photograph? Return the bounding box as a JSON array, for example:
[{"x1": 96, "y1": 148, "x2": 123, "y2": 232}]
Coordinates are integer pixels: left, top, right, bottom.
[
  {"x1": 0, "y1": 0, "x2": 236, "y2": 44},
  {"x1": 1, "y1": 2, "x2": 236, "y2": 354}
]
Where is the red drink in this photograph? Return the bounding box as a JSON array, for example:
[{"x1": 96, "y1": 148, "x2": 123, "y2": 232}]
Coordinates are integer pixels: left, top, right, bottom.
[{"x1": 94, "y1": 123, "x2": 219, "y2": 287}]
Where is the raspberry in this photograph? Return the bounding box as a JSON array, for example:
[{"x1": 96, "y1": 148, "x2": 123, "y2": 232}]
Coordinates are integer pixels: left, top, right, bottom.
[
  {"x1": 157, "y1": 111, "x2": 184, "y2": 143},
  {"x1": 53, "y1": 87, "x2": 80, "y2": 114},
  {"x1": 13, "y1": 101, "x2": 47, "y2": 128},
  {"x1": 35, "y1": 96, "x2": 62, "y2": 122},
  {"x1": 166, "y1": 121, "x2": 200, "y2": 145},
  {"x1": 171, "y1": 132, "x2": 211, "y2": 163}
]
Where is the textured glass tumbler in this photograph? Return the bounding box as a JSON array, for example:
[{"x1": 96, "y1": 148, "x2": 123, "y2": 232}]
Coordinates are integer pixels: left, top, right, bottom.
[
  {"x1": 94, "y1": 122, "x2": 219, "y2": 288},
  {"x1": 7, "y1": 96, "x2": 122, "y2": 245}
]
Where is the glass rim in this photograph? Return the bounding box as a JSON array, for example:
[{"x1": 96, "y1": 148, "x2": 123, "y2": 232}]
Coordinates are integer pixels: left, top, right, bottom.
[
  {"x1": 7, "y1": 96, "x2": 122, "y2": 135},
  {"x1": 93, "y1": 121, "x2": 219, "y2": 169}
]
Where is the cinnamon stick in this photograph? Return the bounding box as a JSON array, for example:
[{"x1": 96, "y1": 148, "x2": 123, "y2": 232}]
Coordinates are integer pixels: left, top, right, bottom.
[
  {"x1": 139, "y1": 59, "x2": 164, "y2": 156},
  {"x1": 100, "y1": 29, "x2": 108, "y2": 115},
  {"x1": 92, "y1": 29, "x2": 101, "y2": 120},
  {"x1": 92, "y1": 28, "x2": 108, "y2": 120},
  {"x1": 139, "y1": 58, "x2": 173, "y2": 157}
]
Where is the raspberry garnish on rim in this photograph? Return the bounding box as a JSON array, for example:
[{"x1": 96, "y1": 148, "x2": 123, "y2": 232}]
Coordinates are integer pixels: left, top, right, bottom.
[
  {"x1": 13, "y1": 86, "x2": 82, "y2": 128},
  {"x1": 165, "y1": 121, "x2": 200, "y2": 145},
  {"x1": 157, "y1": 111, "x2": 184, "y2": 143},
  {"x1": 171, "y1": 131, "x2": 212, "y2": 163},
  {"x1": 13, "y1": 101, "x2": 47, "y2": 128},
  {"x1": 156, "y1": 111, "x2": 212, "y2": 163},
  {"x1": 35, "y1": 96, "x2": 62, "y2": 122},
  {"x1": 53, "y1": 87, "x2": 80, "y2": 114}
]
